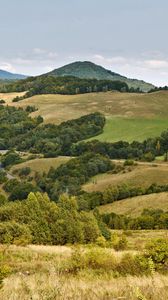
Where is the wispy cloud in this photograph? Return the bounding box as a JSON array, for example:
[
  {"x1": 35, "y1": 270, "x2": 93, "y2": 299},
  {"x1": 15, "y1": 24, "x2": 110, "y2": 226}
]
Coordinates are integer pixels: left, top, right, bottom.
[
  {"x1": 0, "y1": 62, "x2": 16, "y2": 73},
  {"x1": 92, "y1": 53, "x2": 168, "y2": 86}
]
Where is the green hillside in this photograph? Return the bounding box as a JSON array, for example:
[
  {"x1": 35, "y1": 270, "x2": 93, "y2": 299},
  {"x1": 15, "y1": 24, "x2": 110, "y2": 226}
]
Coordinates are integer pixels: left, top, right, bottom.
[{"x1": 47, "y1": 61, "x2": 155, "y2": 92}]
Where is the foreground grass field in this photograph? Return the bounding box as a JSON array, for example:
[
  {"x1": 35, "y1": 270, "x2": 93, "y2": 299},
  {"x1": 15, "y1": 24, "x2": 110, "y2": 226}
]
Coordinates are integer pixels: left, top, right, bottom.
[
  {"x1": 83, "y1": 163, "x2": 168, "y2": 192},
  {"x1": 1, "y1": 233, "x2": 168, "y2": 300},
  {"x1": 98, "y1": 192, "x2": 168, "y2": 216},
  {"x1": 5, "y1": 90, "x2": 168, "y2": 142}
]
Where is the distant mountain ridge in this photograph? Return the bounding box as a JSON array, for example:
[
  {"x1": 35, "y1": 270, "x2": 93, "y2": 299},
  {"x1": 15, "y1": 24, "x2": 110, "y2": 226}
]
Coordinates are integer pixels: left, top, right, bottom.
[
  {"x1": 46, "y1": 61, "x2": 155, "y2": 92},
  {"x1": 0, "y1": 69, "x2": 27, "y2": 80}
]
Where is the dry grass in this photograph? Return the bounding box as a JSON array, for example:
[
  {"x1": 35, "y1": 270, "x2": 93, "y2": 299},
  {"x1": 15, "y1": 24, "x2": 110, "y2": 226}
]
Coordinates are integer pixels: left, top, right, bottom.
[
  {"x1": 98, "y1": 192, "x2": 168, "y2": 216},
  {"x1": 1, "y1": 273, "x2": 168, "y2": 300},
  {"x1": 6, "y1": 90, "x2": 168, "y2": 124},
  {"x1": 83, "y1": 164, "x2": 168, "y2": 192},
  {"x1": 2, "y1": 90, "x2": 168, "y2": 142},
  {"x1": 1, "y1": 234, "x2": 168, "y2": 300},
  {"x1": 0, "y1": 92, "x2": 26, "y2": 103},
  {"x1": 11, "y1": 156, "x2": 71, "y2": 175}
]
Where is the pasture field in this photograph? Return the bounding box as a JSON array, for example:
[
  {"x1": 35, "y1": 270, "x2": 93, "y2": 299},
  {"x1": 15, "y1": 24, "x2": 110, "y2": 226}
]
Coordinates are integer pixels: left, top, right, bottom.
[
  {"x1": 98, "y1": 192, "x2": 168, "y2": 217},
  {"x1": 1, "y1": 232, "x2": 168, "y2": 300},
  {"x1": 88, "y1": 117, "x2": 168, "y2": 142},
  {"x1": 83, "y1": 163, "x2": 168, "y2": 192},
  {"x1": 5, "y1": 90, "x2": 168, "y2": 142},
  {"x1": 0, "y1": 92, "x2": 26, "y2": 102},
  {"x1": 11, "y1": 156, "x2": 71, "y2": 175}
]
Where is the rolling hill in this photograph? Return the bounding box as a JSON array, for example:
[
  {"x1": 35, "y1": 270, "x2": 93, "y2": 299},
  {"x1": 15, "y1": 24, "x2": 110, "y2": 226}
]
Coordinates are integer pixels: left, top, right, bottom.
[
  {"x1": 98, "y1": 192, "x2": 168, "y2": 217},
  {"x1": 0, "y1": 69, "x2": 27, "y2": 80},
  {"x1": 46, "y1": 61, "x2": 155, "y2": 92},
  {"x1": 6, "y1": 90, "x2": 168, "y2": 142}
]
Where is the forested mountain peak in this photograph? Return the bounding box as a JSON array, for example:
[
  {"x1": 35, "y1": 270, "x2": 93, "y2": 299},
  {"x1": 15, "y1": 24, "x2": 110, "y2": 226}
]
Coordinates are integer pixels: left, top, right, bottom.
[{"x1": 46, "y1": 61, "x2": 155, "y2": 92}]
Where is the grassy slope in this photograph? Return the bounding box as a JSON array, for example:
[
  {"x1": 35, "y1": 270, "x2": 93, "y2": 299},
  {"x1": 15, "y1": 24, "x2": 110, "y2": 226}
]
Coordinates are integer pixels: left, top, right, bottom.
[
  {"x1": 83, "y1": 164, "x2": 168, "y2": 192},
  {"x1": 11, "y1": 156, "x2": 71, "y2": 175},
  {"x1": 6, "y1": 90, "x2": 168, "y2": 142},
  {"x1": 0, "y1": 92, "x2": 26, "y2": 102},
  {"x1": 1, "y1": 240, "x2": 168, "y2": 300},
  {"x1": 98, "y1": 192, "x2": 168, "y2": 217},
  {"x1": 87, "y1": 117, "x2": 168, "y2": 142}
]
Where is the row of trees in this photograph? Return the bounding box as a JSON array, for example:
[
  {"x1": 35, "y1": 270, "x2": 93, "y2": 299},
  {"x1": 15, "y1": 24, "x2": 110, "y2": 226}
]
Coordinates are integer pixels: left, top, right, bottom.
[
  {"x1": 77, "y1": 183, "x2": 168, "y2": 211},
  {"x1": 102, "y1": 208, "x2": 168, "y2": 230},
  {"x1": 71, "y1": 132, "x2": 168, "y2": 161},
  {"x1": 0, "y1": 75, "x2": 129, "y2": 97},
  {"x1": 0, "y1": 192, "x2": 108, "y2": 245}
]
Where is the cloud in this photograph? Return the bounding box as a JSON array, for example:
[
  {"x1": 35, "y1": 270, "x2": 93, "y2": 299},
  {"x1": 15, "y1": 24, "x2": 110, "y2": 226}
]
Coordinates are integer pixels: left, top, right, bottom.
[
  {"x1": 33, "y1": 48, "x2": 47, "y2": 55},
  {"x1": 93, "y1": 54, "x2": 126, "y2": 64},
  {"x1": 144, "y1": 60, "x2": 168, "y2": 69},
  {"x1": 33, "y1": 48, "x2": 58, "y2": 59},
  {"x1": 47, "y1": 52, "x2": 58, "y2": 58},
  {"x1": 0, "y1": 62, "x2": 16, "y2": 72},
  {"x1": 92, "y1": 53, "x2": 168, "y2": 86}
]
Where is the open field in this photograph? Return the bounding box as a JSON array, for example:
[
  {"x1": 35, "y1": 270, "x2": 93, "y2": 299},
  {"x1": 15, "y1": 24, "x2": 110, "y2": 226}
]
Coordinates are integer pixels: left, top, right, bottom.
[
  {"x1": 4, "y1": 90, "x2": 168, "y2": 142},
  {"x1": 0, "y1": 92, "x2": 26, "y2": 102},
  {"x1": 83, "y1": 163, "x2": 168, "y2": 192},
  {"x1": 88, "y1": 117, "x2": 168, "y2": 142},
  {"x1": 11, "y1": 156, "x2": 71, "y2": 175},
  {"x1": 98, "y1": 192, "x2": 168, "y2": 216},
  {"x1": 1, "y1": 235, "x2": 168, "y2": 300}
]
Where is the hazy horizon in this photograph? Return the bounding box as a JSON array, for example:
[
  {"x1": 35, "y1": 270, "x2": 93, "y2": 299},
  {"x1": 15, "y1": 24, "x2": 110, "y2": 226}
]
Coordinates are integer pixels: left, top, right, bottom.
[{"x1": 0, "y1": 0, "x2": 168, "y2": 86}]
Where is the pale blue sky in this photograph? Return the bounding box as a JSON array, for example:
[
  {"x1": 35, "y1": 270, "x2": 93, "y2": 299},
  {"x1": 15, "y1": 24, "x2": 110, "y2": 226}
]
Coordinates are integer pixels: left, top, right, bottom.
[{"x1": 0, "y1": 0, "x2": 168, "y2": 85}]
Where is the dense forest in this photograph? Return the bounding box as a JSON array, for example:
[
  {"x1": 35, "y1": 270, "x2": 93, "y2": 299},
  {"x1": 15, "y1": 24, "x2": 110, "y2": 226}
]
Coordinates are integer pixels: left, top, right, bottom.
[{"x1": 0, "y1": 75, "x2": 135, "y2": 99}]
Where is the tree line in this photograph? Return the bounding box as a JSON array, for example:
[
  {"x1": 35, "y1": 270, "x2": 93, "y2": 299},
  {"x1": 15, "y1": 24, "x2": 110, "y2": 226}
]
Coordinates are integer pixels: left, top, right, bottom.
[{"x1": 0, "y1": 76, "x2": 130, "y2": 98}]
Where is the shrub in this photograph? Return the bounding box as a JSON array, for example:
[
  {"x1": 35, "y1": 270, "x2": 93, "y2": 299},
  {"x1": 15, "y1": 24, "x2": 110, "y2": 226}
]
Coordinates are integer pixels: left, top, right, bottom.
[
  {"x1": 112, "y1": 235, "x2": 128, "y2": 251},
  {"x1": 95, "y1": 236, "x2": 107, "y2": 247},
  {"x1": 0, "y1": 221, "x2": 32, "y2": 244},
  {"x1": 142, "y1": 151, "x2": 155, "y2": 162},
  {"x1": 145, "y1": 238, "x2": 168, "y2": 270},
  {"x1": 124, "y1": 159, "x2": 134, "y2": 166},
  {"x1": 0, "y1": 264, "x2": 11, "y2": 289},
  {"x1": 18, "y1": 167, "x2": 31, "y2": 177},
  {"x1": 0, "y1": 99, "x2": 5, "y2": 104},
  {"x1": 117, "y1": 253, "x2": 148, "y2": 276},
  {"x1": 0, "y1": 194, "x2": 8, "y2": 206}
]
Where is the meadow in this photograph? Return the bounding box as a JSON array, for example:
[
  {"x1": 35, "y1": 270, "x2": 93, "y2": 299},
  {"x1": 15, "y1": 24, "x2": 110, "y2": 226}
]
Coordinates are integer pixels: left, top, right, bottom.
[
  {"x1": 4, "y1": 90, "x2": 168, "y2": 142},
  {"x1": 11, "y1": 156, "x2": 71, "y2": 175},
  {"x1": 1, "y1": 232, "x2": 168, "y2": 300},
  {"x1": 98, "y1": 192, "x2": 168, "y2": 216},
  {"x1": 83, "y1": 163, "x2": 168, "y2": 192}
]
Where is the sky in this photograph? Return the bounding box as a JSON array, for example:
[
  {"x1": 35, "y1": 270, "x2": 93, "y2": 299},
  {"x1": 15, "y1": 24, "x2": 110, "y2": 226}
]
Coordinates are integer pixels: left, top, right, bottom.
[{"x1": 0, "y1": 0, "x2": 168, "y2": 86}]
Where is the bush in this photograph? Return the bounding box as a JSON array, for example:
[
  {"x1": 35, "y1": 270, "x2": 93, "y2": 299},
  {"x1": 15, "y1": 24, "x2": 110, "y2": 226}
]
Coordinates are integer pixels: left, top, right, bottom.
[
  {"x1": 113, "y1": 235, "x2": 128, "y2": 251},
  {"x1": 18, "y1": 167, "x2": 31, "y2": 177},
  {"x1": 0, "y1": 99, "x2": 5, "y2": 104},
  {"x1": 0, "y1": 170, "x2": 7, "y2": 184},
  {"x1": 0, "y1": 221, "x2": 32, "y2": 244},
  {"x1": 143, "y1": 151, "x2": 155, "y2": 162},
  {"x1": 124, "y1": 159, "x2": 134, "y2": 166},
  {"x1": 95, "y1": 236, "x2": 107, "y2": 247},
  {"x1": 117, "y1": 253, "x2": 149, "y2": 276},
  {"x1": 0, "y1": 264, "x2": 11, "y2": 289},
  {"x1": 145, "y1": 238, "x2": 168, "y2": 270},
  {"x1": 0, "y1": 194, "x2": 8, "y2": 206}
]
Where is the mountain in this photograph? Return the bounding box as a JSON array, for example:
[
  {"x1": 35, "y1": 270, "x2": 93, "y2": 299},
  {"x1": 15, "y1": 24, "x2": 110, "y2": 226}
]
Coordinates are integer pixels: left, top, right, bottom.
[
  {"x1": 46, "y1": 61, "x2": 155, "y2": 92},
  {"x1": 0, "y1": 69, "x2": 27, "y2": 80}
]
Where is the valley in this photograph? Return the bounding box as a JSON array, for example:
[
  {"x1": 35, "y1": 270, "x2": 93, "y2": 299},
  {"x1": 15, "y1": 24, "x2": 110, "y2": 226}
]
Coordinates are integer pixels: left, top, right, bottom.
[{"x1": 0, "y1": 66, "x2": 168, "y2": 300}]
